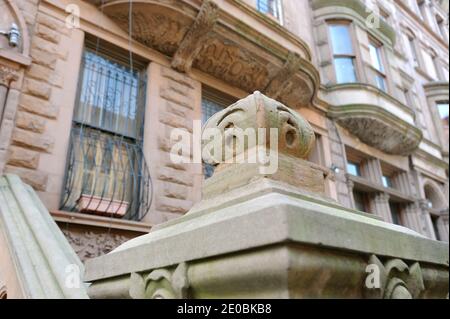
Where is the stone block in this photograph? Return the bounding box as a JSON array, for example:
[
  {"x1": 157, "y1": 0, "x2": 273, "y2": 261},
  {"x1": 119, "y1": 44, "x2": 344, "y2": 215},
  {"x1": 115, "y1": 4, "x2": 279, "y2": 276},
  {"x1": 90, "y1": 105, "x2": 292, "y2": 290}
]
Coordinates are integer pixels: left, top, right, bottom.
[
  {"x1": 23, "y1": 78, "x2": 52, "y2": 100},
  {"x1": 161, "y1": 67, "x2": 195, "y2": 89},
  {"x1": 155, "y1": 196, "x2": 193, "y2": 214},
  {"x1": 15, "y1": 111, "x2": 47, "y2": 133},
  {"x1": 36, "y1": 24, "x2": 61, "y2": 44},
  {"x1": 160, "y1": 89, "x2": 195, "y2": 110},
  {"x1": 19, "y1": 94, "x2": 58, "y2": 118},
  {"x1": 7, "y1": 146, "x2": 40, "y2": 169},
  {"x1": 157, "y1": 166, "x2": 194, "y2": 187},
  {"x1": 31, "y1": 48, "x2": 58, "y2": 70},
  {"x1": 12, "y1": 128, "x2": 54, "y2": 153}
]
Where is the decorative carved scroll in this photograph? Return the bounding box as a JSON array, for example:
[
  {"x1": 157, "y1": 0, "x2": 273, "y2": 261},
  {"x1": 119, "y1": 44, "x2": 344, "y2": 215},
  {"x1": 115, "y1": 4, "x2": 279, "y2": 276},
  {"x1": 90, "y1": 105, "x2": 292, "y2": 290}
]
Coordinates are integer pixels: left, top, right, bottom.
[
  {"x1": 129, "y1": 263, "x2": 190, "y2": 299},
  {"x1": 0, "y1": 65, "x2": 18, "y2": 87},
  {"x1": 172, "y1": 0, "x2": 219, "y2": 73},
  {"x1": 364, "y1": 255, "x2": 425, "y2": 299}
]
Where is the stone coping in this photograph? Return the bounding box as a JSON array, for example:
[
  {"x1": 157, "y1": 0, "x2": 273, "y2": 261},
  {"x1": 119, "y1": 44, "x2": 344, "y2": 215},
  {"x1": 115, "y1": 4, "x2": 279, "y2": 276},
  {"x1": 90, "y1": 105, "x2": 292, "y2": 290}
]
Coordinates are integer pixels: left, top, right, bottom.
[{"x1": 84, "y1": 179, "x2": 448, "y2": 282}]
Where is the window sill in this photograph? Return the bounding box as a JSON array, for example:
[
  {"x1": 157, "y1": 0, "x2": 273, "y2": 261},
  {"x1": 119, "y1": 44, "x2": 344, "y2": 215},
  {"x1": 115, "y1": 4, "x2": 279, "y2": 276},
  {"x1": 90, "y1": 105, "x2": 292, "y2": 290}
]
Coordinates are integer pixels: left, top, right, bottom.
[{"x1": 51, "y1": 210, "x2": 153, "y2": 233}]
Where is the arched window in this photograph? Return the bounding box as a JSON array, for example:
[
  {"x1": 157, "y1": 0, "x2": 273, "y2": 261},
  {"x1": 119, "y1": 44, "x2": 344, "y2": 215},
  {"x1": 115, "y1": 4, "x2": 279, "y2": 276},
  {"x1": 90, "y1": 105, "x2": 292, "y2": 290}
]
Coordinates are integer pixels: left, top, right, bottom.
[{"x1": 424, "y1": 182, "x2": 447, "y2": 241}]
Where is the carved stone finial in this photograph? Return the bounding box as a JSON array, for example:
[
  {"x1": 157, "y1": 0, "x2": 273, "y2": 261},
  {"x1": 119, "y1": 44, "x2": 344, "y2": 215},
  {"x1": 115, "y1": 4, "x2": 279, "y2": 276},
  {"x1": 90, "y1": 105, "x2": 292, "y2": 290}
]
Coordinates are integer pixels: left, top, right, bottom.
[
  {"x1": 202, "y1": 91, "x2": 315, "y2": 165},
  {"x1": 201, "y1": 92, "x2": 324, "y2": 198},
  {"x1": 171, "y1": 0, "x2": 220, "y2": 73}
]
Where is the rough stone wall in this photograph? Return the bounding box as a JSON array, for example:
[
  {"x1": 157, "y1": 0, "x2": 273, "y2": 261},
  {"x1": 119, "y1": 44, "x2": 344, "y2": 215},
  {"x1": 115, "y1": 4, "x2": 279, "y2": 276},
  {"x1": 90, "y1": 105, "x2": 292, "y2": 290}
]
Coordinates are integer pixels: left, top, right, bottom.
[
  {"x1": 144, "y1": 63, "x2": 203, "y2": 225},
  {"x1": 326, "y1": 118, "x2": 353, "y2": 209},
  {"x1": 4, "y1": 3, "x2": 72, "y2": 193}
]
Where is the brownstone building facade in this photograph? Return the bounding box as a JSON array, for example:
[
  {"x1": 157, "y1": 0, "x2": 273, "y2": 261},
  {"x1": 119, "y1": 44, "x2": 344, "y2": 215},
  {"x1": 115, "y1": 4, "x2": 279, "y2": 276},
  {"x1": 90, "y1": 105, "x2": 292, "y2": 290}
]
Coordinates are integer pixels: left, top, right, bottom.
[{"x1": 0, "y1": 0, "x2": 448, "y2": 262}]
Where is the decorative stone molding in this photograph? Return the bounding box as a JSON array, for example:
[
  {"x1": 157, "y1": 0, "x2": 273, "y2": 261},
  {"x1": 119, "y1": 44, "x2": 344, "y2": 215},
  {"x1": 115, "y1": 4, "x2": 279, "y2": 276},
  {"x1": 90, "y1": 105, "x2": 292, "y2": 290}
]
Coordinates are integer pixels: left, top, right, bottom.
[
  {"x1": 95, "y1": 0, "x2": 320, "y2": 110},
  {"x1": 0, "y1": 65, "x2": 18, "y2": 87},
  {"x1": 264, "y1": 52, "x2": 303, "y2": 100},
  {"x1": 365, "y1": 255, "x2": 425, "y2": 299},
  {"x1": 329, "y1": 104, "x2": 423, "y2": 156},
  {"x1": 62, "y1": 229, "x2": 129, "y2": 261},
  {"x1": 128, "y1": 263, "x2": 190, "y2": 299},
  {"x1": 171, "y1": 0, "x2": 219, "y2": 73}
]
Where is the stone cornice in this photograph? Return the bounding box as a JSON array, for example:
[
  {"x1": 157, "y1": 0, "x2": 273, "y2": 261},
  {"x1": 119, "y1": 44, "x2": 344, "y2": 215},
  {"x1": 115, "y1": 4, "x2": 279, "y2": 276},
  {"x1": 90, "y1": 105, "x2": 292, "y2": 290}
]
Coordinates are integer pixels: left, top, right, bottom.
[{"x1": 423, "y1": 81, "x2": 450, "y2": 99}]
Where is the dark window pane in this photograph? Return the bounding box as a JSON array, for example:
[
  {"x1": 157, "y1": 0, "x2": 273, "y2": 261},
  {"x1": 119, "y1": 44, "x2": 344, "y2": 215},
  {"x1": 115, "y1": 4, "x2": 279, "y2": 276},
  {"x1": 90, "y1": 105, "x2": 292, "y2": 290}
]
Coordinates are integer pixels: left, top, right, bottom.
[
  {"x1": 353, "y1": 191, "x2": 367, "y2": 213},
  {"x1": 334, "y1": 58, "x2": 357, "y2": 83},
  {"x1": 329, "y1": 25, "x2": 354, "y2": 55},
  {"x1": 431, "y1": 215, "x2": 441, "y2": 241},
  {"x1": 390, "y1": 202, "x2": 402, "y2": 225}
]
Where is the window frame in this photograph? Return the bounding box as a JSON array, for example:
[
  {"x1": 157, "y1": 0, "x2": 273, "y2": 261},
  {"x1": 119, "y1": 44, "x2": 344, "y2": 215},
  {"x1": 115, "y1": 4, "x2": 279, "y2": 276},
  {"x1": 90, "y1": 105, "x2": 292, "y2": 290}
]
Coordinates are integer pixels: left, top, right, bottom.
[
  {"x1": 60, "y1": 42, "x2": 150, "y2": 221},
  {"x1": 368, "y1": 37, "x2": 388, "y2": 93},
  {"x1": 257, "y1": 0, "x2": 284, "y2": 25},
  {"x1": 327, "y1": 20, "x2": 359, "y2": 85}
]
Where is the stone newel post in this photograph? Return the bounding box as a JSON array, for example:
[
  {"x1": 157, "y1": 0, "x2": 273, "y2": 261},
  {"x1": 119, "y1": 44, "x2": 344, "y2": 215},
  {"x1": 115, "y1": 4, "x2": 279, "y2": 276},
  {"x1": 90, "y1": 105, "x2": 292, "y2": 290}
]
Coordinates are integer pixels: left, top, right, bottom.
[{"x1": 84, "y1": 93, "x2": 448, "y2": 299}]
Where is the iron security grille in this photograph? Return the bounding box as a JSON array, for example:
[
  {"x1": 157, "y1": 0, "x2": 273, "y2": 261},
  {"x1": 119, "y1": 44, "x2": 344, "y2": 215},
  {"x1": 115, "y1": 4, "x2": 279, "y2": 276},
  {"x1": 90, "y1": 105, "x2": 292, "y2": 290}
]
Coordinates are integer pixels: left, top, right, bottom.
[{"x1": 60, "y1": 49, "x2": 152, "y2": 221}]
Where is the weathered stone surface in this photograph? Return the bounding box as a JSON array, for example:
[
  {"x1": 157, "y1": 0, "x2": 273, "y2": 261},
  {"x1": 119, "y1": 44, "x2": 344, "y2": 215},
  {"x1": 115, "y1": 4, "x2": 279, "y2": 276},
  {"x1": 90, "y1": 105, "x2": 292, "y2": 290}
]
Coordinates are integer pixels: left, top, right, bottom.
[
  {"x1": 7, "y1": 146, "x2": 40, "y2": 169},
  {"x1": 23, "y1": 78, "x2": 52, "y2": 100},
  {"x1": 157, "y1": 167, "x2": 194, "y2": 187},
  {"x1": 36, "y1": 24, "x2": 61, "y2": 44},
  {"x1": 26, "y1": 63, "x2": 63, "y2": 88},
  {"x1": 19, "y1": 94, "x2": 58, "y2": 118},
  {"x1": 155, "y1": 196, "x2": 193, "y2": 214},
  {"x1": 15, "y1": 111, "x2": 46, "y2": 133},
  {"x1": 84, "y1": 93, "x2": 448, "y2": 300},
  {"x1": 30, "y1": 48, "x2": 58, "y2": 70},
  {"x1": 11, "y1": 128, "x2": 54, "y2": 153},
  {"x1": 171, "y1": 0, "x2": 219, "y2": 73}
]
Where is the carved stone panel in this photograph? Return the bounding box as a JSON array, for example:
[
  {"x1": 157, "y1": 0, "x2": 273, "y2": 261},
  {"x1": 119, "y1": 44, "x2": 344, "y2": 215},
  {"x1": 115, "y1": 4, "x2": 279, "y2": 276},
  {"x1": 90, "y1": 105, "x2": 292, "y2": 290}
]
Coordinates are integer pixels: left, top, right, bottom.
[{"x1": 61, "y1": 226, "x2": 136, "y2": 262}]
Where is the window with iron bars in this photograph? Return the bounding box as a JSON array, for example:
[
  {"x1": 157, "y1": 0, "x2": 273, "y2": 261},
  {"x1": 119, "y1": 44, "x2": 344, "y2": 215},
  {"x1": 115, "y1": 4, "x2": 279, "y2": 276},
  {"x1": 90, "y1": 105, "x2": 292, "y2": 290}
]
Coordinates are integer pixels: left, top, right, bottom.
[
  {"x1": 60, "y1": 47, "x2": 152, "y2": 221},
  {"x1": 257, "y1": 0, "x2": 283, "y2": 23}
]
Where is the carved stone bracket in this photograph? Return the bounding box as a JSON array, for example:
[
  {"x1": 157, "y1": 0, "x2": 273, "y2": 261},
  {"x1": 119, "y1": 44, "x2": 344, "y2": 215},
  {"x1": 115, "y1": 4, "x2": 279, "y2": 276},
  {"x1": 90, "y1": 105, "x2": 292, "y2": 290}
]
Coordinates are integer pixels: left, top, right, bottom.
[
  {"x1": 172, "y1": 0, "x2": 219, "y2": 73},
  {"x1": 264, "y1": 52, "x2": 302, "y2": 100},
  {"x1": 365, "y1": 255, "x2": 425, "y2": 299},
  {"x1": 0, "y1": 65, "x2": 18, "y2": 87},
  {"x1": 129, "y1": 263, "x2": 190, "y2": 299}
]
